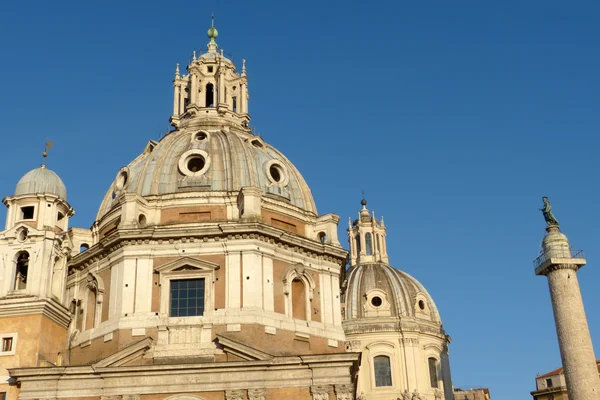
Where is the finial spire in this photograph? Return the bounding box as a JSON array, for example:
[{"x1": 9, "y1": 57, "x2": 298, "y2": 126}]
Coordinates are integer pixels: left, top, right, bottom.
[
  {"x1": 175, "y1": 63, "x2": 180, "y2": 79},
  {"x1": 207, "y1": 13, "x2": 219, "y2": 53},
  {"x1": 242, "y1": 59, "x2": 247, "y2": 76},
  {"x1": 361, "y1": 191, "x2": 367, "y2": 209},
  {"x1": 42, "y1": 140, "x2": 53, "y2": 168}
]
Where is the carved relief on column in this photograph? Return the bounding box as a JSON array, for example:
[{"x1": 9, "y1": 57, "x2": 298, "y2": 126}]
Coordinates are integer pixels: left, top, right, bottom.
[
  {"x1": 225, "y1": 390, "x2": 245, "y2": 400},
  {"x1": 248, "y1": 388, "x2": 266, "y2": 400},
  {"x1": 311, "y1": 385, "x2": 331, "y2": 400},
  {"x1": 334, "y1": 383, "x2": 353, "y2": 400}
]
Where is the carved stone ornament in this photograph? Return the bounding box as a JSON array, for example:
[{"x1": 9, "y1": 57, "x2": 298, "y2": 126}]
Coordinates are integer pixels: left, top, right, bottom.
[
  {"x1": 311, "y1": 385, "x2": 331, "y2": 400},
  {"x1": 334, "y1": 383, "x2": 353, "y2": 400},
  {"x1": 401, "y1": 390, "x2": 411, "y2": 400},
  {"x1": 100, "y1": 396, "x2": 122, "y2": 400},
  {"x1": 248, "y1": 388, "x2": 266, "y2": 400},
  {"x1": 225, "y1": 390, "x2": 245, "y2": 400},
  {"x1": 122, "y1": 396, "x2": 140, "y2": 400},
  {"x1": 411, "y1": 390, "x2": 425, "y2": 400},
  {"x1": 356, "y1": 392, "x2": 366, "y2": 400},
  {"x1": 434, "y1": 388, "x2": 444, "y2": 400}
]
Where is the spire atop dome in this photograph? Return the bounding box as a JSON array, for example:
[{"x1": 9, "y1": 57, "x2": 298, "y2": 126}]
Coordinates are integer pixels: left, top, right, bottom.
[
  {"x1": 42, "y1": 140, "x2": 53, "y2": 168},
  {"x1": 348, "y1": 200, "x2": 388, "y2": 266},
  {"x1": 207, "y1": 13, "x2": 219, "y2": 53}
]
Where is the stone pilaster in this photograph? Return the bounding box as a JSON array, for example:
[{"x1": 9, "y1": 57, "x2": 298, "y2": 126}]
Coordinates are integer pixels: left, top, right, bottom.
[
  {"x1": 334, "y1": 383, "x2": 353, "y2": 400},
  {"x1": 225, "y1": 390, "x2": 245, "y2": 400},
  {"x1": 248, "y1": 388, "x2": 266, "y2": 400},
  {"x1": 311, "y1": 385, "x2": 331, "y2": 400}
]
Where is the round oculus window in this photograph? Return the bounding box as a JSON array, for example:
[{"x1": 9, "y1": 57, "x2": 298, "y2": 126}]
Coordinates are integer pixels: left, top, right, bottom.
[
  {"x1": 178, "y1": 149, "x2": 211, "y2": 177},
  {"x1": 187, "y1": 156, "x2": 206, "y2": 172},
  {"x1": 194, "y1": 131, "x2": 208, "y2": 141},
  {"x1": 418, "y1": 300, "x2": 426, "y2": 310},
  {"x1": 371, "y1": 296, "x2": 383, "y2": 307},
  {"x1": 114, "y1": 168, "x2": 129, "y2": 191},
  {"x1": 266, "y1": 161, "x2": 288, "y2": 186}
]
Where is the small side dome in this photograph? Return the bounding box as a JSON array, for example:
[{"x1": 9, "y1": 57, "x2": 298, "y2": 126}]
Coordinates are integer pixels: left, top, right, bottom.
[
  {"x1": 14, "y1": 166, "x2": 67, "y2": 200},
  {"x1": 344, "y1": 263, "x2": 441, "y2": 323}
]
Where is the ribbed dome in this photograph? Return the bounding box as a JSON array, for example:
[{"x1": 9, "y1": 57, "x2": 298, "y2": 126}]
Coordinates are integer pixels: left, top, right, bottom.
[
  {"x1": 15, "y1": 166, "x2": 67, "y2": 200},
  {"x1": 97, "y1": 127, "x2": 317, "y2": 221},
  {"x1": 344, "y1": 263, "x2": 441, "y2": 323}
]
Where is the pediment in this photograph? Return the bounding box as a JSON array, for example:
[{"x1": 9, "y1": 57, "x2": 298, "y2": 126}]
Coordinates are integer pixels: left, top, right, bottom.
[
  {"x1": 1, "y1": 223, "x2": 41, "y2": 240},
  {"x1": 154, "y1": 256, "x2": 220, "y2": 273},
  {"x1": 93, "y1": 337, "x2": 153, "y2": 368},
  {"x1": 215, "y1": 334, "x2": 273, "y2": 361}
]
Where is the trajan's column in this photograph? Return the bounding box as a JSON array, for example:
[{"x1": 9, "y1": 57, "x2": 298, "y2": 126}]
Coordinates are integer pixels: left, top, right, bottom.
[{"x1": 535, "y1": 197, "x2": 600, "y2": 399}]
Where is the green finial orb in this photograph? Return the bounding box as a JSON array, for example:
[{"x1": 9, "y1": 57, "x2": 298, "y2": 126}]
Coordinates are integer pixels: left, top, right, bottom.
[{"x1": 208, "y1": 26, "x2": 218, "y2": 41}]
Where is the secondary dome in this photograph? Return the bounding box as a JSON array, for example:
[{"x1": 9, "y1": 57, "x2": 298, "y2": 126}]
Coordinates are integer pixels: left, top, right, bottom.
[
  {"x1": 344, "y1": 263, "x2": 441, "y2": 322},
  {"x1": 14, "y1": 166, "x2": 67, "y2": 200},
  {"x1": 97, "y1": 128, "x2": 317, "y2": 221}
]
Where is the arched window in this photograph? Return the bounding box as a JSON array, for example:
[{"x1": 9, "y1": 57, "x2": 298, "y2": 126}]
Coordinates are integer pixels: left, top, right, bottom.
[
  {"x1": 355, "y1": 234, "x2": 361, "y2": 254},
  {"x1": 205, "y1": 83, "x2": 214, "y2": 107},
  {"x1": 428, "y1": 357, "x2": 439, "y2": 388},
  {"x1": 365, "y1": 232, "x2": 373, "y2": 256},
  {"x1": 80, "y1": 243, "x2": 89, "y2": 253},
  {"x1": 318, "y1": 232, "x2": 327, "y2": 244},
  {"x1": 373, "y1": 355, "x2": 392, "y2": 387},
  {"x1": 14, "y1": 251, "x2": 29, "y2": 290},
  {"x1": 291, "y1": 279, "x2": 307, "y2": 320}
]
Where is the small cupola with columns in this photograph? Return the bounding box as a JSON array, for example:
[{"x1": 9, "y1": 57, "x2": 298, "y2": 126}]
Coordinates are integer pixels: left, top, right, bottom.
[
  {"x1": 347, "y1": 198, "x2": 389, "y2": 266},
  {"x1": 170, "y1": 16, "x2": 250, "y2": 130}
]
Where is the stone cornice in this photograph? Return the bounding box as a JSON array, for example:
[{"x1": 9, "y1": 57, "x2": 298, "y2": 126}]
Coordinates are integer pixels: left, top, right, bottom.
[
  {"x1": 68, "y1": 222, "x2": 347, "y2": 274},
  {"x1": 342, "y1": 317, "x2": 446, "y2": 339},
  {"x1": 0, "y1": 295, "x2": 71, "y2": 328},
  {"x1": 535, "y1": 258, "x2": 585, "y2": 276}
]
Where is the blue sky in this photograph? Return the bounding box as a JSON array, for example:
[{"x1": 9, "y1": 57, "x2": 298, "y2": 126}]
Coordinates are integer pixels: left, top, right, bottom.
[{"x1": 1, "y1": 1, "x2": 599, "y2": 398}]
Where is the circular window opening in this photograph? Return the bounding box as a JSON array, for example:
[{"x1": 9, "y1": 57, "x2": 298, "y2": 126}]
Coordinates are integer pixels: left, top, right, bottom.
[
  {"x1": 115, "y1": 169, "x2": 129, "y2": 191},
  {"x1": 195, "y1": 131, "x2": 208, "y2": 141},
  {"x1": 18, "y1": 228, "x2": 28, "y2": 242},
  {"x1": 138, "y1": 214, "x2": 147, "y2": 228},
  {"x1": 418, "y1": 300, "x2": 425, "y2": 310},
  {"x1": 269, "y1": 164, "x2": 282, "y2": 183},
  {"x1": 371, "y1": 296, "x2": 383, "y2": 307},
  {"x1": 187, "y1": 156, "x2": 206, "y2": 173}
]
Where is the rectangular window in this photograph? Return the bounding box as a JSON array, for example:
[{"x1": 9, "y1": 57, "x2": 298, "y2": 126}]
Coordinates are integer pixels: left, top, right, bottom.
[
  {"x1": 232, "y1": 97, "x2": 237, "y2": 112},
  {"x1": 429, "y1": 357, "x2": 439, "y2": 388},
  {"x1": 170, "y1": 278, "x2": 205, "y2": 317},
  {"x1": 2, "y1": 337, "x2": 12, "y2": 352},
  {"x1": 546, "y1": 378, "x2": 553, "y2": 387},
  {"x1": 20, "y1": 206, "x2": 34, "y2": 220},
  {"x1": 373, "y1": 355, "x2": 392, "y2": 387},
  {"x1": 1, "y1": 392, "x2": 5, "y2": 400}
]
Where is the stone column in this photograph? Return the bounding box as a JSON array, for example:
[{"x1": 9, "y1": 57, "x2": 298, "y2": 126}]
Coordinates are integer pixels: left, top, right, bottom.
[
  {"x1": 218, "y1": 68, "x2": 226, "y2": 106},
  {"x1": 536, "y1": 226, "x2": 600, "y2": 399},
  {"x1": 178, "y1": 84, "x2": 185, "y2": 114},
  {"x1": 172, "y1": 85, "x2": 180, "y2": 116},
  {"x1": 240, "y1": 81, "x2": 247, "y2": 114},
  {"x1": 190, "y1": 73, "x2": 197, "y2": 105}
]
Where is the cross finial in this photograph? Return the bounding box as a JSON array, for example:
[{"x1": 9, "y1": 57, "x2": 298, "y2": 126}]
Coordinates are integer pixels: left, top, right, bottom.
[{"x1": 42, "y1": 140, "x2": 53, "y2": 168}]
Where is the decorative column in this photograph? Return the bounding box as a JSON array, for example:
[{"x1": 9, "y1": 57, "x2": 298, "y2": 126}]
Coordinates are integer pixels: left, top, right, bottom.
[
  {"x1": 248, "y1": 388, "x2": 266, "y2": 400},
  {"x1": 334, "y1": 384, "x2": 353, "y2": 400},
  {"x1": 178, "y1": 83, "x2": 185, "y2": 114},
  {"x1": 225, "y1": 390, "x2": 244, "y2": 400},
  {"x1": 172, "y1": 84, "x2": 180, "y2": 116},
  {"x1": 240, "y1": 81, "x2": 247, "y2": 114},
  {"x1": 310, "y1": 385, "x2": 331, "y2": 400},
  {"x1": 190, "y1": 72, "x2": 197, "y2": 105},
  {"x1": 218, "y1": 65, "x2": 227, "y2": 107},
  {"x1": 535, "y1": 197, "x2": 600, "y2": 400}
]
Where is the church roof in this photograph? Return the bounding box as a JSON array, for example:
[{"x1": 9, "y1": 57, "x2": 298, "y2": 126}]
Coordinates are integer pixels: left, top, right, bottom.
[
  {"x1": 14, "y1": 166, "x2": 67, "y2": 200},
  {"x1": 96, "y1": 127, "x2": 317, "y2": 221}
]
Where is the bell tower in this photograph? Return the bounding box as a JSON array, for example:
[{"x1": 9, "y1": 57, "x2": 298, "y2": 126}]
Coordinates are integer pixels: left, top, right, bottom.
[
  {"x1": 347, "y1": 199, "x2": 389, "y2": 267},
  {"x1": 170, "y1": 17, "x2": 250, "y2": 130},
  {"x1": 0, "y1": 154, "x2": 73, "y2": 398}
]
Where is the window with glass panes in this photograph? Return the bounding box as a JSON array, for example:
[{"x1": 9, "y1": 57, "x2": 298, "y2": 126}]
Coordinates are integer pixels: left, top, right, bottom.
[
  {"x1": 374, "y1": 355, "x2": 392, "y2": 387},
  {"x1": 169, "y1": 278, "x2": 205, "y2": 317}
]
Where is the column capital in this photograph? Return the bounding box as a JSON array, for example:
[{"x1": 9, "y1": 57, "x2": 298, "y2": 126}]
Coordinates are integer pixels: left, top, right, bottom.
[
  {"x1": 248, "y1": 388, "x2": 266, "y2": 400},
  {"x1": 334, "y1": 383, "x2": 354, "y2": 400},
  {"x1": 311, "y1": 385, "x2": 331, "y2": 400},
  {"x1": 225, "y1": 390, "x2": 245, "y2": 400}
]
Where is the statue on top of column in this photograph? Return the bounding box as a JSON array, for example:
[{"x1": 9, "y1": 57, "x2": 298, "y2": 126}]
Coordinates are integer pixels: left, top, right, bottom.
[{"x1": 541, "y1": 197, "x2": 559, "y2": 227}]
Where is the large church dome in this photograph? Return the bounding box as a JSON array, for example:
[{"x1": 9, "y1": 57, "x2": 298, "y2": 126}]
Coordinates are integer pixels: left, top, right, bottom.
[{"x1": 96, "y1": 127, "x2": 317, "y2": 221}]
